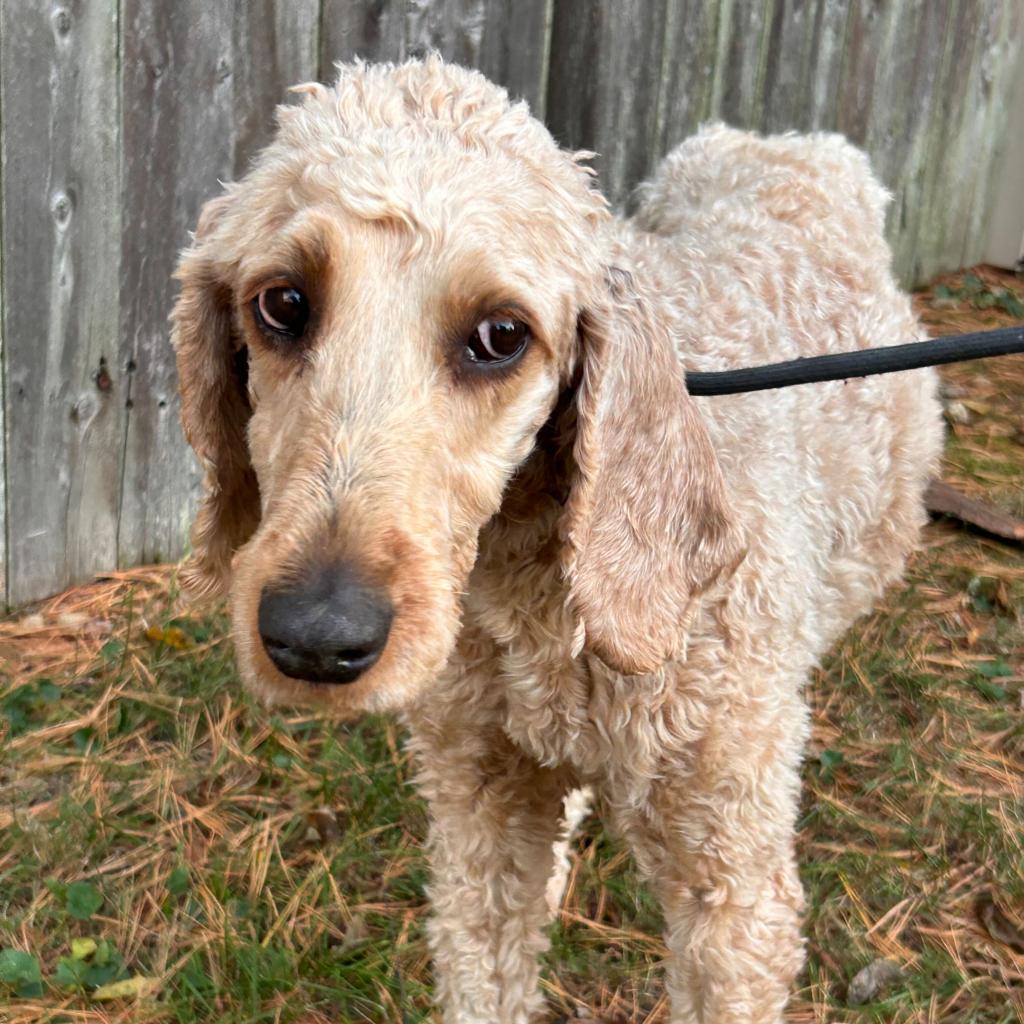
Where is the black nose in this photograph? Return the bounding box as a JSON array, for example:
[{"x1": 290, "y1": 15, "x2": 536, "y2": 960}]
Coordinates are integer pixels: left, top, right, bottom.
[{"x1": 258, "y1": 565, "x2": 393, "y2": 684}]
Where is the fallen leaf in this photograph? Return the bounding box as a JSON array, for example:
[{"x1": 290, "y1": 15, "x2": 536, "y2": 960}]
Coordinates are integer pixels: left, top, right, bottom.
[
  {"x1": 847, "y1": 958, "x2": 904, "y2": 1006},
  {"x1": 92, "y1": 975, "x2": 156, "y2": 1001},
  {"x1": 144, "y1": 626, "x2": 191, "y2": 650},
  {"x1": 71, "y1": 938, "x2": 97, "y2": 961},
  {"x1": 960, "y1": 399, "x2": 992, "y2": 416}
]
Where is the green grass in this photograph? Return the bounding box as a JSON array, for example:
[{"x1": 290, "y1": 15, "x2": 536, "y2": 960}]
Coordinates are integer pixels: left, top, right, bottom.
[{"x1": 1, "y1": 270, "x2": 1022, "y2": 1022}]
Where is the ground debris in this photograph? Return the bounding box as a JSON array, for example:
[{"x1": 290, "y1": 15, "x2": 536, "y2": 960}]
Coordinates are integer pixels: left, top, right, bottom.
[
  {"x1": 976, "y1": 892, "x2": 1024, "y2": 954},
  {"x1": 846, "y1": 958, "x2": 906, "y2": 1006}
]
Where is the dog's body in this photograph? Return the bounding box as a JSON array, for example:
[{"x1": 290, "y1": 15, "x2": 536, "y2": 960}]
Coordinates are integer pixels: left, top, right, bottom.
[{"x1": 173, "y1": 59, "x2": 943, "y2": 1022}]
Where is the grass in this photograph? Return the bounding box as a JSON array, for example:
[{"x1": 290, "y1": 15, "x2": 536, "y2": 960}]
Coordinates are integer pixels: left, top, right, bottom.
[{"x1": 1, "y1": 266, "x2": 1022, "y2": 1023}]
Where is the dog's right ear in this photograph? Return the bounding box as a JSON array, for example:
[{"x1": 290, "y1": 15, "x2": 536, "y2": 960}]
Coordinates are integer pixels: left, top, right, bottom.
[
  {"x1": 172, "y1": 195, "x2": 260, "y2": 597},
  {"x1": 561, "y1": 268, "x2": 744, "y2": 675}
]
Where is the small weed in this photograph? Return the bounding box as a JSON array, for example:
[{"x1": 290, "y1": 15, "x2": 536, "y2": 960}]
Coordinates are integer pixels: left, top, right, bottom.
[{"x1": 932, "y1": 274, "x2": 1024, "y2": 318}]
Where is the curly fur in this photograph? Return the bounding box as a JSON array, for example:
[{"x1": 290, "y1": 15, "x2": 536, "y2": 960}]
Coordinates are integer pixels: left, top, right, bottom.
[{"x1": 172, "y1": 57, "x2": 943, "y2": 1023}]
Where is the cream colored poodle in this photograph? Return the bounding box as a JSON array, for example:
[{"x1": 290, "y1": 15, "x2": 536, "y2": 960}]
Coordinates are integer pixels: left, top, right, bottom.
[{"x1": 173, "y1": 57, "x2": 943, "y2": 1023}]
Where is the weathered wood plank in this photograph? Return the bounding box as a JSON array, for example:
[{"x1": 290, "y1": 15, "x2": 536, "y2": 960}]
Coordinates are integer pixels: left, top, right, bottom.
[
  {"x1": 321, "y1": 0, "x2": 492, "y2": 69},
  {"x1": 402, "y1": 0, "x2": 490, "y2": 64},
  {"x1": 958, "y1": 1, "x2": 1024, "y2": 274},
  {"x1": 546, "y1": 0, "x2": 672, "y2": 207},
  {"x1": 655, "y1": 0, "x2": 723, "y2": 154},
  {"x1": 910, "y1": 0, "x2": 991, "y2": 285},
  {"x1": 984, "y1": 44, "x2": 1024, "y2": 269},
  {"x1": 0, "y1": 160, "x2": 6, "y2": 604},
  {"x1": 711, "y1": 0, "x2": 778, "y2": 128},
  {"x1": 761, "y1": 0, "x2": 820, "y2": 132},
  {"x1": 833, "y1": 0, "x2": 889, "y2": 146},
  {"x1": 804, "y1": 0, "x2": 850, "y2": 129},
  {"x1": 118, "y1": 2, "x2": 235, "y2": 571},
  {"x1": 118, "y1": 1, "x2": 320, "y2": 570},
  {"x1": 477, "y1": 0, "x2": 552, "y2": 117},
  {"x1": 0, "y1": 0, "x2": 122, "y2": 607},
  {"x1": 234, "y1": 1, "x2": 322, "y2": 173},
  {"x1": 319, "y1": 0, "x2": 551, "y2": 114},
  {"x1": 860, "y1": 0, "x2": 953, "y2": 283},
  {"x1": 320, "y1": 0, "x2": 408, "y2": 70}
]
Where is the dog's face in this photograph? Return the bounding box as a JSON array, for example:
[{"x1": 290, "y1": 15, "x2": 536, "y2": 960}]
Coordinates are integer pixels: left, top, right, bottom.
[{"x1": 174, "y1": 59, "x2": 741, "y2": 715}]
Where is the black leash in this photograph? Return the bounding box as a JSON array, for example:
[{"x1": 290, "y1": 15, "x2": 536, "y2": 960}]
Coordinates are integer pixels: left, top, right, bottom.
[{"x1": 685, "y1": 325, "x2": 1024, "y2": 396}]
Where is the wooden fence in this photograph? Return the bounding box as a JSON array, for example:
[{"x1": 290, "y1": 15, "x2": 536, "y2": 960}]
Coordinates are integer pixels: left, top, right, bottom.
[{"x1": 1, "y1": 0, "x2": 1022, "y2": 607}]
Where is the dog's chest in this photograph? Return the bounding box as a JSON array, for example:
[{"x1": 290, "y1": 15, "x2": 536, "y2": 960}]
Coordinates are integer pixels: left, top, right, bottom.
[
  {"x1": 466, "y1": 508, "x2": 689, "y2": 776},
  {"x1": 466, "y1": 513, "x2": 591, "y2": 767}
]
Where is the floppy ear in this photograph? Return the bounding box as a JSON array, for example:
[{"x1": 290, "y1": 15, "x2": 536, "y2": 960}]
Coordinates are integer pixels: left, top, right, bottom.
[
  {"x1": 172, "y1": 197, "x2": 260, "y2": 597},
  {"x1": 562, "y1": 269, "x2": 744, "y2": 674}
]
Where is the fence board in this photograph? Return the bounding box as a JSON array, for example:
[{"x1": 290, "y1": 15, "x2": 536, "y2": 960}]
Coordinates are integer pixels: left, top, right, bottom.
[
  {"x1": 805, "y1": 0, "x2": 850, "y2": 129},
  {"x1": 959, "y1": 0, "x2": 1024, "y2": 276},
  {"x1": 909, "y1": 0, "x2": 1000, "y2": 286},
  {"x1": 713, "y1": 0, "x2": 778, "y2": 128},
  {"x1": 319, "y1": 0, "x2": 551, "y2": 114},
  {"x1": 862, "y1": 0, "x2": 952, "y2": 282},
  {"x1": 235, "y1": 1, "x2": 322, "y2": 172},
  {"x1": 656, "y1": 0, "x2": 723, "y2": 154},
  {"x1": 118, "y1": 1, "x2": 319, "y2": 570},
  {"x1": 476, "y1": 0, "x2": 552, "y2": 117},
  {"x1": 0, "y1": 0, "x2": 122, "y2": 607},
  {"x1": 320, "y1": 0, "x2": 409, "y2": 68},
  {"x1": 0, "y1": 175, "x2": 5, "y2": 603},
  {"x1": 547, "y1": 0, "x2": 672, "y2": 206},
  {"x1": 761, "y1": 0, "x2": 819, "y2": 132}
]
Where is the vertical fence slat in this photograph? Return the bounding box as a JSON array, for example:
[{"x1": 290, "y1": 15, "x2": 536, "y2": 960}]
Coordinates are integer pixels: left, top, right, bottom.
[
  {"x1": 860, "y1": 0, "x2": 953, "y2": 282},
  {"x1": 118, "y1": 1, "x2": 320, "y2": 571},
  {"x1": 319, "y1": 0, "x2": 551, "y2": 113},
  {"x1": 546, "y1": 0, "x2": 672, "y2": 207},
  {"x1": 234, "y1": 1, "x2": 322, "y2": 176},
  {"x1": 655, "y1": 0, "x2": 723, "y2": 154},
  {"x1": 761, "y1": 0, "x2": 819, "y2": 132},
  {"x1": 320, "y1": 1, "x2": 415, "y2": 69},
  {"x1": 913, "y1": 0, "x2": 993, "y2": 285},
  {"x1": 832, "y1": 0, "x2": 889, "y2": 146},
  {"x1": 958, "y1": 0, "x2": 1024, "y2": 274},
  {"x1": 477, "y1": 0, "x2": 552, "y2": 117},
  {"x1": 0, "y1": 1, "x2": 122, "y2": 607},
  {"x1": 0, "y1": 144, "x2": 6, "y2": 604},
  {"x1": 118, "y1": 2, "x2": 236, "y2": 571},
  {"x1": 712, "y1": 0, "x2": 778, "y2": 127},
  {"x1": 804, "y1": 0, "x2": 850, "y2": 129}
]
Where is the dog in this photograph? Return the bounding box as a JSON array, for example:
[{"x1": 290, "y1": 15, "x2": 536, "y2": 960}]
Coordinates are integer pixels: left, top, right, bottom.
[{"x1": 172, "y1": 57, "x2": 943, "y2": 1023}]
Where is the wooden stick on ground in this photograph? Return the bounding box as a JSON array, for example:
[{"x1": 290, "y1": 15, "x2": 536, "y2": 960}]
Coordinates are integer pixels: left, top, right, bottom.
[{"x1": 925, "y1": 479, "x2": 1024, "y2": 543}]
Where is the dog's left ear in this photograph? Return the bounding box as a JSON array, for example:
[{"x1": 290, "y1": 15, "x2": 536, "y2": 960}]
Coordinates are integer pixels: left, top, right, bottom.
[
  {"x1": 562, "y1": 269, "x2": 744, "y2": 674},
  {"x1": 172, "y1": 195, "x2": 260, "y2": 597}
]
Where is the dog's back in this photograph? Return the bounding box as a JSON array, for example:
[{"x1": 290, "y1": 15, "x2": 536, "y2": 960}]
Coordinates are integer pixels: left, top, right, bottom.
[{"x1": 630, "y1": 124, "x2": 944, "y2": 653}]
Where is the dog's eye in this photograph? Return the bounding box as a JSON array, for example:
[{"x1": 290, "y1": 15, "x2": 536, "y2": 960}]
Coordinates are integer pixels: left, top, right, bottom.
[
  {"x1": 465, "y1": 317, "x2": 530, "y2": 365},
  {"x1": 254, "y1": 286, "x2": 309, "y2": 337}
]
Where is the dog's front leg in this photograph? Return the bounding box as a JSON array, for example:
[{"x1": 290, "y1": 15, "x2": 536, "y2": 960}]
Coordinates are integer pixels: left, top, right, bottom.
[
  {"x1": 604, "y1": 688, "x2": 807, "y2": 1023},
  {"x1": 406, "y1": 710, "x2": 574, "y2": 1024}
]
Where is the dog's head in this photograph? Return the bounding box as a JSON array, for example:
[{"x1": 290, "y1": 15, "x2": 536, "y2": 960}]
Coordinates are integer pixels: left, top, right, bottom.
[{"x1": 173, "y1": 58, "x2": 741, "y2": 714}]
